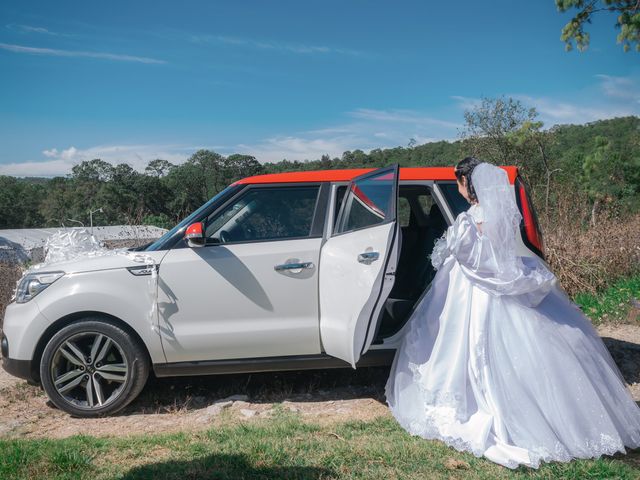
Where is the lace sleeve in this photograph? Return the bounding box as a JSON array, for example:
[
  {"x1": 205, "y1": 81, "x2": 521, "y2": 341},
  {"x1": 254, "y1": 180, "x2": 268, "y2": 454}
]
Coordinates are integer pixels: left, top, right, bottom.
[
  {"x1": 429, "y1": 211, "x2": 468, "y2": 270},
  {"x1": 430, "y1": 230, "x2": 450, "y2": 270}
]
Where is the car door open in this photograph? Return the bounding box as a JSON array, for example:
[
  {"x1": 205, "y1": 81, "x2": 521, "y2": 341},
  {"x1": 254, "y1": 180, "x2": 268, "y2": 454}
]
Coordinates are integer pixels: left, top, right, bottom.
[{"x1": 319, "y1": 165, "x2": 400, "y2": 368}]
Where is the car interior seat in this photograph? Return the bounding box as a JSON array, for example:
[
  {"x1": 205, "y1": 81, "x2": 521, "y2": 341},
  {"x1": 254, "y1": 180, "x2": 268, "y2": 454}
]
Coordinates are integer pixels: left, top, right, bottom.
[{"x1": 375, "y1": 199, "x2": 448, "y2": 340}]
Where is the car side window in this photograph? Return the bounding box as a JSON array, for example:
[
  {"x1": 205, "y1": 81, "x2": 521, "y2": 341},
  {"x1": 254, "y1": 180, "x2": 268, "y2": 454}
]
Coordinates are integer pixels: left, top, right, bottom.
[
  {"x1": 205, "y1": 186, "x2": 320, "y2": 243},
  {"x1": 335, "y1": 169, "x2": 395, "y2": 234},
  {"x1": 333, "y1": 186, "x2": 347, "y2": 229},
  {"x1": 335, "y1": 184, "x2": 435, "y2": 230},
  {"x1": 398, "y1": 197, "x2": 411, "y2": 227},
  {"x1": 438, "y1": 182, "x2": 470, "y2": 217},
  {"x1": 416, "y1": 194, "x2": 436, "y2": 217}
]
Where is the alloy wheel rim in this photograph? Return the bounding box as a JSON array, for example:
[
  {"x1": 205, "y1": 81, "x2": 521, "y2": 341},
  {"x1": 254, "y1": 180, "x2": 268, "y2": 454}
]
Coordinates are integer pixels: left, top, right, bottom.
[{"x1": 50, "y1": 331, "x2": 129, "y2": 410}]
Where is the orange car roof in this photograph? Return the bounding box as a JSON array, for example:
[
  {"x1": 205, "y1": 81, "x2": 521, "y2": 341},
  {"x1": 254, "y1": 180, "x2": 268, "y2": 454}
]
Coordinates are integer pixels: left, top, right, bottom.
[{"x1": 233, "y1": 166, "x2": 519, "y2": 185}]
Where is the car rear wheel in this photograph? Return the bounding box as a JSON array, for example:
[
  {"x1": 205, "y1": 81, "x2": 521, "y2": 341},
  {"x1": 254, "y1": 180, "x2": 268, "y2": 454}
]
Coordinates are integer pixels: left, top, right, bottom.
[{"x1": 40, "y1": 319, "x2": 149, "y2": 417}]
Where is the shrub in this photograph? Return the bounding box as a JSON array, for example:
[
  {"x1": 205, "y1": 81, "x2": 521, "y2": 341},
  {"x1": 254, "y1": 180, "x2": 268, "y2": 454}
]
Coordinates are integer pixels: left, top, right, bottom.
[{"x1": 542, "y1": 208, "x2": 640, "y2": 297}]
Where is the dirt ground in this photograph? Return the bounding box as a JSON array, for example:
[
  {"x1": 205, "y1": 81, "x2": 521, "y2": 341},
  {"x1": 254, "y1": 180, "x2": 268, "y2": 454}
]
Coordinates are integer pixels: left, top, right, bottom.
[{"x1": 1, "y1": 323, "x2": 639, "y2": 440}]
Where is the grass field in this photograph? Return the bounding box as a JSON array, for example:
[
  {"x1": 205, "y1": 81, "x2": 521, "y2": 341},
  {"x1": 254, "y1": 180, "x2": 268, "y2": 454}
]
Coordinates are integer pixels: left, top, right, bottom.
[
  {"x1": 1, "y1": 410, "x2": 639, "y2": 480},
  {"x1": 1, "y1": 276, "x2": 638, "y2": 479},
  {"x1": 575, "y1": 275, "x2": 640, "y2": 325}
]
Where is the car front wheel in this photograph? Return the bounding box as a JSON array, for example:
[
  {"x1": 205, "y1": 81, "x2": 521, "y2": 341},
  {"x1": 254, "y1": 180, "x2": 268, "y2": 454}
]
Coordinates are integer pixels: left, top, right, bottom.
[{"x1": 40, "y1": 318, "x2": 149, "y2": 417}]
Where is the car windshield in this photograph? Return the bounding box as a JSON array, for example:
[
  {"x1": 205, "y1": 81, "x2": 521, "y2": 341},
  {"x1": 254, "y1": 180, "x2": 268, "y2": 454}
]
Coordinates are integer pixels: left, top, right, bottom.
[{"x1": 144, "y1": 185, "x2": 239, "y2": 251}]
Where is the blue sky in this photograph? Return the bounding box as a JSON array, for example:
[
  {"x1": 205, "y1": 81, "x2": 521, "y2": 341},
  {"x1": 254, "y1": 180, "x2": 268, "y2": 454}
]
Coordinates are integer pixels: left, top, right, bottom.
[{"x1": 0, "y1": 0, "x2": 638, "y2": 176}]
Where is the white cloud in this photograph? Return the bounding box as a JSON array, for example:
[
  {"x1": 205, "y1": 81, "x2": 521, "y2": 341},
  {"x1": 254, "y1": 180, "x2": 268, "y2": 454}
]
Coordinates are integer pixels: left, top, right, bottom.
[
  {"x1": 190, "y1": 34, "x2": 364, "y2": 57},
  {"x1": 0, "y1": 144, "x2": 197, "y2": 177},
  {"x1": 42, "y1": 147, "x2": 79, "y2": 160},
  {"x1": 515, "y1": 93, "x2": 640, "y2": 126},
  {"x1": 42, "y1": 148, "x2": 58, "y2": 158},
  {"x1": 17, "y1": 25, "x2": 53, "y2": 35},
  {"x1": 235, "y1": 135, "x2": 370, "y2": 162},
  {"x1": 450, "y1": 95, "x2": 481, "y2": 112},
  {"x1": 0, "y1": 158, "x2": 76, "y2": 177},
  {"x1": 234, "y1": 108, "x2": 461, "y2": 162},
  {"x1": 596, "y1": 74, "x2": 640, "y2": 103},
  {"x1": 348, "y1": 108, "x2": 461, "y2": 129},
  {"x1": 0, "y1": 43, "x2": 166, "y2": 64},
  {"x1": 451, "y1": 75, "x2": 640, "y2": 127},
  {"x1": 6, "y1": 24, "x2": 67, "y2": 36}
]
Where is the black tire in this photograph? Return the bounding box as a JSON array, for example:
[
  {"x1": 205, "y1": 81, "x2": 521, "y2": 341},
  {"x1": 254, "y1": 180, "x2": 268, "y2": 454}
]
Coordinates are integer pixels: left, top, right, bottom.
[{"x1": 40, "y1": 318, "x2": 149, "y2": 417}]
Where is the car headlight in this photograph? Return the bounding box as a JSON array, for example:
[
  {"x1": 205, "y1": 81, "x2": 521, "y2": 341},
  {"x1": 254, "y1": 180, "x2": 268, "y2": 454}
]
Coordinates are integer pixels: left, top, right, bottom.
[{"x1": 14, "y1": 271, "x2": 65, "y2": 304}]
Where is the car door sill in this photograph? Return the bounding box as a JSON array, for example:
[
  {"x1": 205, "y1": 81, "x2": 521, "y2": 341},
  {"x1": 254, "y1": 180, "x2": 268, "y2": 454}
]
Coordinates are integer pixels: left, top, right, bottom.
[{"x1": 153, "y1": 349, "x2": 396, "y2": 377}]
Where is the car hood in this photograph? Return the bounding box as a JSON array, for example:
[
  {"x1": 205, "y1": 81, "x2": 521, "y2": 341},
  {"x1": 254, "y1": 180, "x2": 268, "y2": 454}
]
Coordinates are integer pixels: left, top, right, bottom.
[{"x1": 33, "y1": 250, "x2": 168, "y2": 275}]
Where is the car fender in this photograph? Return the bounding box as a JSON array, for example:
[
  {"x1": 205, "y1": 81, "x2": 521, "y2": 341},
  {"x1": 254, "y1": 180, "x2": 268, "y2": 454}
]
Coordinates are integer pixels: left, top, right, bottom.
[{"x1": 24, "y1": 269, "x2": 165, "y2": 364}]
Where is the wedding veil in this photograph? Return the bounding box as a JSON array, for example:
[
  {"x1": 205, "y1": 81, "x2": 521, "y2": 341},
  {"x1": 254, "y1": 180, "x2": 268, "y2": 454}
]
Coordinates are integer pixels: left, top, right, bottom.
[{"x1": 471, "y1": 162, "x2": 523, "y2": 276}]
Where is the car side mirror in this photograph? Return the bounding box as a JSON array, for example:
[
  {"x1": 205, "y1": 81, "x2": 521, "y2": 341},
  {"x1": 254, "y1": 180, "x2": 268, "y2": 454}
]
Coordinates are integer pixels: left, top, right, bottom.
[{"x1": 185, "y1": 222, "x2": 205, "y2": 248}]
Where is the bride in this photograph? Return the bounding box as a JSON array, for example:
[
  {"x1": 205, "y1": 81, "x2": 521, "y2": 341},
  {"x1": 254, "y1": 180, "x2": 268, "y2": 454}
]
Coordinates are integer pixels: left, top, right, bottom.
[{"x1": 384, "y1": 157, "x2": 640, "y2": 469}]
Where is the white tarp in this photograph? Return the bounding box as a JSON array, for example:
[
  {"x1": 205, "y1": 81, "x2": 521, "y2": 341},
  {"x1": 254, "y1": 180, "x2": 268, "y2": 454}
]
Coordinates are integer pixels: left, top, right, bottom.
[
  {"x1": 11, "y1": 228, "x2": 160, "y2": 332},
  {"x1": 0, "y1": 225, "x2": 167, "y2": 264}
]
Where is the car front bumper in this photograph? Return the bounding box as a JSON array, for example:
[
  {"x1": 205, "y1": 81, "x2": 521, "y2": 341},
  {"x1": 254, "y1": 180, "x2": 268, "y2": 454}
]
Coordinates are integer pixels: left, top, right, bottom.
[
  {"x1": 2, "y1": 330, "x2": 36, "y2": 381},
  {"x1": 2, "y1": 299, "x2": 48, "y2": 384},
  {"x1": 1, "y1": 352, "x2": 36, "y2": 382}
]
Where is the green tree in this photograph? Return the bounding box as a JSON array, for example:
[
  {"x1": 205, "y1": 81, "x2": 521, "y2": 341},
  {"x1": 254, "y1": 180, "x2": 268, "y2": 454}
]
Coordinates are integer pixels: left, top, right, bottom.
[
  {"x1": 142, "y1": 213, "x2": 173, "y2": 230},
  {"x1": 461, "y1": 97, "x2": 565, "y2": 216},
  {"x1": 223, "y1": 154, "x2": 263, "y2": 183},
  {"x1": 135, "y1": 174, "x2": 173, "y2": 220},
  {"x1": 510, "y1": 121, "x2": 560, "y2": 213},
  {"x1": 145, "y1": 159, "x2": 175, "y2": 178},
  {"x1": 556, "y1": 0, "x2": 640, "y2": 52},
  {"x1": 61, "y1": 160, "x2": 116, "y2": 225},
  {"x1": 101, "y1": 164, "x2": 145, "y2": 224},
  {"x1": 71, "y1": 159, "x2": 114, "y2": 182},
  {"x1": 581, "y1": 136, "x2": 635, "y2": 224},
  {"x1": 188, "y1": 150, "x2": 225, "y2": 199},
  {"x1": 461, "y1": 96, "x2": 538, "y2": 166},
  {"x1": 164, "y1": 161, "x2": 209, "y2": 220},
  {"x1": 0, "y1": 177, "x2": 46, "y2": 228},
  {"x1": 39, "y1": 177, "x2": 74, "y2": 227}
]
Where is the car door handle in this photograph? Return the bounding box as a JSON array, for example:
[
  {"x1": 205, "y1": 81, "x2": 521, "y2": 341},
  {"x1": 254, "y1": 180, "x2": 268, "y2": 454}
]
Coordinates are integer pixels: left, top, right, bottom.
[
  {"x1": 357, "y1": 251, "x2": 380, "y2": 264},
  {"x1": 274, "y1": 262, "x2": 314, "y2": 272}
]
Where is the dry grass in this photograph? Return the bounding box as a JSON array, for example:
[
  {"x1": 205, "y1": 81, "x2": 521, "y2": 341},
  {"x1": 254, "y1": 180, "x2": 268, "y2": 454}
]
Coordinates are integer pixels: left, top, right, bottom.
[
  {"x1": 0, "y1": 263, "x2": 23, "y2": 327},
  {"x1": 542, "y1": 211, "x2": 640, "y2": 297}
]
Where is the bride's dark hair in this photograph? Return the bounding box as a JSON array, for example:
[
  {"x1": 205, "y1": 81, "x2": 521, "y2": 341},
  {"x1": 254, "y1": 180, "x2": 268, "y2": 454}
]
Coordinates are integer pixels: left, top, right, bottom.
[{"x1": 455, "y1": 156, "x2": 483, "y2": 203}]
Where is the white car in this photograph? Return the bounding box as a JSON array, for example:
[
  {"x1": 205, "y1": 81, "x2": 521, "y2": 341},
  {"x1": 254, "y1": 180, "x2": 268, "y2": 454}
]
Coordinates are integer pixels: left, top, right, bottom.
[{"x1": 1, "y1": 165, "x2": 544, "y2": 416}]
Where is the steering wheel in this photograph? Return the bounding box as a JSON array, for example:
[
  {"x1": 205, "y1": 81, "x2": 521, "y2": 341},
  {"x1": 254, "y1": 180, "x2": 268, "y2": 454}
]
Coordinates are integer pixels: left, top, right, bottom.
[{"x1": 219, "y1": 230, "x2": 231, "y2": 243}]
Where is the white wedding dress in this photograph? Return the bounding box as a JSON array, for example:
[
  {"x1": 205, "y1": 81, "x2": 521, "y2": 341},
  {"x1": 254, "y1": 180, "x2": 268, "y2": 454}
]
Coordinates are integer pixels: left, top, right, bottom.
[{"x1": 384, "y1": 202, "x2": 640, "y2": 469}]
